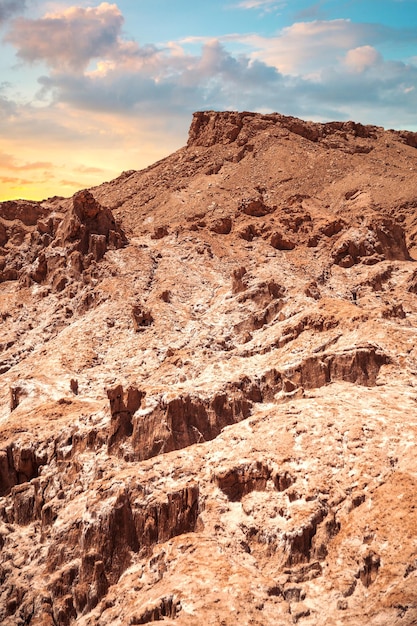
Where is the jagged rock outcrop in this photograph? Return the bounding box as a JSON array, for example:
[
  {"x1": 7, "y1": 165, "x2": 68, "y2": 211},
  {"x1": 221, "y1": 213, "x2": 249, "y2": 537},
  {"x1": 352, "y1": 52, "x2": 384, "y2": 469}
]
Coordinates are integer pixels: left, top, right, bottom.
[
  {"x1": 0, "y1": 189, "x2": 126, "y2": 291},
  {"x1": 0, "y1": 440, "x2": 47, "y2": 497},
  {"x1": 1, "y1": 110, "x2": 417, "y2": 625},
  {"x1": 105, "y1": 344, "x2": 388, "y2": 462},
  {"x1": 332, "y1": 217, "x2": 410, "y2": 267},
  {"x1": 187, "y1": 111, "x2": 386, "y2": 148},
  {"x1": 55, "y1": 190, "x2": 126, "y2": 256},
  {"x1": 107, "y1": 385, "x2": 144, "y2": 453}
]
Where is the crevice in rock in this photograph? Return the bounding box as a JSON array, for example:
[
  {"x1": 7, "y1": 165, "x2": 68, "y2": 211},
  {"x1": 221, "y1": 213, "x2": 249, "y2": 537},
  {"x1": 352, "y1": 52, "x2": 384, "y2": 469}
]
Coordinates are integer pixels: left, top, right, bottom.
[
  {"x1": 128, "y1": 390, "x2": 252, "y2": 462},
  {"x1": 358, "y1": 552, "x2": 381, "y2": 588},
  {"x1": 283, "y1": 507, "x2": 327, "y2": 566},
  {"x1": 131, "y1": 306, "x2": 154, "y2": 332},
  {"x1": 42, "y1": 485, "x2": 200, "y2": 619},
  {"x1": 0, "y1": 443, "x2": 47, "y2": 498},
  {"x1": 214, "y1": 462, "x2": 271, "y2": 501},
  {"x1": 214, "y1": 462, "x2": 295, "y2": 502},
  {"x1": 130, "y1": 595, "x2": 182, "y2": 624}
]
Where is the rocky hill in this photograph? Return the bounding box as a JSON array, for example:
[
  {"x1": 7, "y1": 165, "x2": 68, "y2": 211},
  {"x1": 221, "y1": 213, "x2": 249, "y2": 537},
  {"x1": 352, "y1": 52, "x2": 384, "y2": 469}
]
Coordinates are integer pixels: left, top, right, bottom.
[{"x1": 1, "y1": 111, "x2": 417, "y2": 625}]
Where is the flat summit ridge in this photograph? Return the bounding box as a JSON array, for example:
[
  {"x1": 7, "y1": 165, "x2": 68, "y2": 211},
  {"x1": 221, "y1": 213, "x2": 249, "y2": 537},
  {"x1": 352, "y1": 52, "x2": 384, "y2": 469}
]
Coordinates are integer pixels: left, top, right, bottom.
[
  {"x1": 187, "y1": 110, "x2": 417, "y2": 147},
  {"x1": 1, "y1": 111, "x2": 417, "y2": 625}
]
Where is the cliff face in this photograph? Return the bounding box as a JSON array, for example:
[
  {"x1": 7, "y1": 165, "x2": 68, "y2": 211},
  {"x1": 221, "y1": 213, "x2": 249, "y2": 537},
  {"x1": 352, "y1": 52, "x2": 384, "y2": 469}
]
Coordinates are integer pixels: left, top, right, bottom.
[{"x1": 1, "y1": 111, "x2": 417, "y2": 625}]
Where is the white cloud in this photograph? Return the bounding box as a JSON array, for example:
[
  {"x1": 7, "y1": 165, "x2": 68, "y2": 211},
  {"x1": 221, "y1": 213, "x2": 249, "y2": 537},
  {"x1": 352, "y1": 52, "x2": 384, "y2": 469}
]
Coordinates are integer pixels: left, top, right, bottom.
[
  {"x1": 344, "y1": 46, "x2": 382, "y2": 73},
  {"x1": 5, "y1": 2, "x2": 125, "y2": 71},
  {"x1": 35, "y1": 38, "x2": 284, "y2": 116},
  {"x1": 28, "y1": 29, "x2": 416, "y2": 134},
  {"x1": 241, "y1": 19, "x2": 376, "y2": 75}
]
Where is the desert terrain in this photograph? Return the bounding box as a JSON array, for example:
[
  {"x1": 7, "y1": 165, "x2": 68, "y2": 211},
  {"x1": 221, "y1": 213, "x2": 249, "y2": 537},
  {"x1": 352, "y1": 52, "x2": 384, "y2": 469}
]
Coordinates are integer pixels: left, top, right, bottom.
[{"x1": 1, "y1": 110, "x2": 417, "y2": 625}]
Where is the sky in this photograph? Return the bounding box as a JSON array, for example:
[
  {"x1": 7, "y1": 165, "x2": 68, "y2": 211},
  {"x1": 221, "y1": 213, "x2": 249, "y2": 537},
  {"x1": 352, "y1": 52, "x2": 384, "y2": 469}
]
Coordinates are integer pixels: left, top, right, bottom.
[{"x1": 0, "y1": 0, "x2": 416, "y2": 201}]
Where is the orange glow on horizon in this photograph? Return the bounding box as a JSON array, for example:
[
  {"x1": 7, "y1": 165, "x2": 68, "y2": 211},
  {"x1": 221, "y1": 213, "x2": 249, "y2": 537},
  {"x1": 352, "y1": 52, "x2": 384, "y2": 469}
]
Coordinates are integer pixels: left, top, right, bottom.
[
  {"x1": 0, "y1": 107, "x2": 186, "y2": 203},
  {"x1": 0, "y1": 180, "x2": 82, "y2": 202}
]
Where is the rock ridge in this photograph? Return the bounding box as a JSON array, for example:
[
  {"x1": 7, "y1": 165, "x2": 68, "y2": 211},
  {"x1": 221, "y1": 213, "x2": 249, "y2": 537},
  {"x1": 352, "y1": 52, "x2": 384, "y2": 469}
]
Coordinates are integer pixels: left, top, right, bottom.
[{"x1": 187, "y1": 109, "x2": 417, "y2": 149}]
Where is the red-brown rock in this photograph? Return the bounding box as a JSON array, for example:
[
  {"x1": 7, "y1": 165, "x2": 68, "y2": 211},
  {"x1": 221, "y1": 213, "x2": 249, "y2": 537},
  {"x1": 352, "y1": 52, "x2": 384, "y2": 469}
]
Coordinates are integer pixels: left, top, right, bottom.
[{"x1": 1, "y1": 110, "x2": 417, "y2": 626}]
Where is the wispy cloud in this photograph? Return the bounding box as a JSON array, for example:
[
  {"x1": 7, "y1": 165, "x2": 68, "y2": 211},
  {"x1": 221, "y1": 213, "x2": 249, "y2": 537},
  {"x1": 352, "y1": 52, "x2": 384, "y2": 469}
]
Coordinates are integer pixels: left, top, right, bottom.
[
  {"x1": 75, "y1": 164, "x2": 106, "y2": 174},
  {"x1": 235, "y1": 0, "x2": 286, "y2": 12},
  {"x1": 294, "y1": 1, "x2": 326, "y2": 20},
  {"x1": 0, "y1": 151, "x2": 53, "y2": 171},
  {"x1": 0, "y1": 176, "x2": 33, "y2": 185}
]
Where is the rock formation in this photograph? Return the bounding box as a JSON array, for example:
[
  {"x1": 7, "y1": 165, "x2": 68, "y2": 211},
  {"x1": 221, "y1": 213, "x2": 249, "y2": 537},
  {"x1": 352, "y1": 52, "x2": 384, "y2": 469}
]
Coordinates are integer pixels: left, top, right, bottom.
[
  {"x1": 0, "y1": 189, "x2": 126, "y2": 291},
  {"x1": 1, "y1": 111, "x2": 417, "y2": 625}
]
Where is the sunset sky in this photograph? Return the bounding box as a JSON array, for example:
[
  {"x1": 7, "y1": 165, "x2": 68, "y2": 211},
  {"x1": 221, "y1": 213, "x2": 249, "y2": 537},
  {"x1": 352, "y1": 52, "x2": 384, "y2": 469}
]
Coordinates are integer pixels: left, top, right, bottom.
[{"x1": 1, "y1": 0, "x2": 416, "y2": 201}]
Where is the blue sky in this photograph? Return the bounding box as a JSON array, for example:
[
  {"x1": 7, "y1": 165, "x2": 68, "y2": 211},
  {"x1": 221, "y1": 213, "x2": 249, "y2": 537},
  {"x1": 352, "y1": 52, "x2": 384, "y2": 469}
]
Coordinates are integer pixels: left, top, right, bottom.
[{"x1": 0, "y1": 0, "x2": 416, "y2": 200}]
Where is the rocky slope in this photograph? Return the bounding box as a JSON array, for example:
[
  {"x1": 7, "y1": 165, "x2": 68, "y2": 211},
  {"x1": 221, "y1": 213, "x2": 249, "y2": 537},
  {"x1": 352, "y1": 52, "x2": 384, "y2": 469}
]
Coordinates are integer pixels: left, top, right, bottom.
[{"x1": 1, "y1": 110, "x2": 417, "y2": 625}]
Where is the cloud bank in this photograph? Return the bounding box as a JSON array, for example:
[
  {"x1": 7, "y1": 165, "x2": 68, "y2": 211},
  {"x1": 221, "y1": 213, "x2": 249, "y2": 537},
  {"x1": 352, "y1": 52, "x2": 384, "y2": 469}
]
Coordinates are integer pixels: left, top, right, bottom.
[{"x1": 5, "y1": 5, "x2": 415, "y2": 124}]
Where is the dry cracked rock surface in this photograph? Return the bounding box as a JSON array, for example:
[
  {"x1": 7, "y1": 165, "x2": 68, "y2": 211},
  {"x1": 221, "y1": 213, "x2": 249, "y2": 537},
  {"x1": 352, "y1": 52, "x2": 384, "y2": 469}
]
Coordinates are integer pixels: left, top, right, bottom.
[{"x1": 1, "y1": 110, "x2": 417, "y2": 625}]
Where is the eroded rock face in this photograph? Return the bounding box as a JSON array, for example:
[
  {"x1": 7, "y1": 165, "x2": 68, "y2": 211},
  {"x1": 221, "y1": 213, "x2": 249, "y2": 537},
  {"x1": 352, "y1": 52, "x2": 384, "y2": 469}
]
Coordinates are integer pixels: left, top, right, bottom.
[
  {"x1": 0, "y1": 189, "x2": 126, "y2": 292},
  {"x1": 40, "y1": 484, "x2": 199, "y2": 620},
  {"x1": 134, "y1": 391, "x2": 252, "y2": 460},
  {"x1": 1, "y1": 111, "x2": 417, "y2": 625},
  {"x1": 187, "y1": 111, "x2": 387, "y2": 149},
  {"x1": 283, "y1": 344, "x2": 389, "y2": 389},
  {"x1": 0, "y1": 440, "x2": 47, "y2": 497},
  {"x1": 57, "y1": 190, "x2": 126, "y2": 257},
  {"x1": 107, "y1": 385, "x2": 145, "y2": 453},
  {"x1": 332, "y1": 217, "x2": 410, "y2": 267}
]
